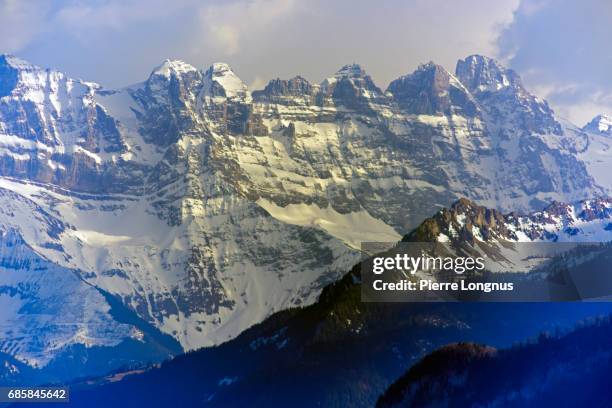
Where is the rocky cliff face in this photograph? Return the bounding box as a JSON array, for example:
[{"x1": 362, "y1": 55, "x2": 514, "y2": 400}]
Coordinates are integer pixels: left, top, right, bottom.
[
  {"x1": 387, "y1": 62, "x2": 479, "y2": 117},
  {"x1": 455, "y1": 55, "x2": 561, "y2": 135},
  {"x1": 0, "y1": 55, "x2": 135, "y2": 192},
  {"x1": 0, "y1": 53, "x2": 609, "y2": 379}
]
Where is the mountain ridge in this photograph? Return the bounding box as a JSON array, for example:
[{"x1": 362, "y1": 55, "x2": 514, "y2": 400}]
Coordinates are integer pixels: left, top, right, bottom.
[
  {"x1": 0, "y1": 52, "x2": 611, "y2": 381},
  {"x1": 376, "y1": 317, "x2": 612, "y2": 407}
]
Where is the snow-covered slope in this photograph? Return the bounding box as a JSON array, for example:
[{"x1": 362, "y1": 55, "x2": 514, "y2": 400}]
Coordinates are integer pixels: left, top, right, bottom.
[
  {"x1": 0, "y1": 186, "x2": 182, "y2": 383},
  {"x1": 0, "y1": 53, "x2": 609, "y2": 379},
  {"x1": 0, "y1": 227, "x2": 134, "y2": 368}
]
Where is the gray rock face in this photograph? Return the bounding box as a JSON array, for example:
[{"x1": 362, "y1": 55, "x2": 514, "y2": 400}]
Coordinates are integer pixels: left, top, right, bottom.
[
  {"x1": 0, "y1": 53, "x2": 607, "y2": 380},
  {"x1": 252, "y1": 76, "x2": 314, "y2": 105},
  {"x1": 0, "y1": 56, "x2": 145, "y2": 193},
  {"x1": 131, "y1": 60, "x2": 205, "y2": 147},
  {"x1": 387, "y1": 62, "x2": 478, "y2": 117},
  {"x1": 0, "y1": 56, "x2": 19, "y2": 97},
  {"x1": 456, "y1": 55, "x2": 562, "y2": 135}
]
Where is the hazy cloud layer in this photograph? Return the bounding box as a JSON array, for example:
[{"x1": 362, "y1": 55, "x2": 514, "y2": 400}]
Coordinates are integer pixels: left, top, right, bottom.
[
  {"x1": 497, "y1": 0, "x2": 612, "y2": 124},
  {"x1": 1, "y1": 0, "x2": 609, "y2": 124},
  {"x1": 0, "y1": 0, "x2": 52, "y2": 52},
  {"x1": 2, "y1": 0, "x2": 516, "y2": 85}
]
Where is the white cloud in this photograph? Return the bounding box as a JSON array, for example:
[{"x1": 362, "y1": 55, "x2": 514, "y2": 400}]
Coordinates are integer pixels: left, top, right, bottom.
[
  {"x1": 249, "y1": 76, "x2": 268, "y2": 91},
  {"x1": 55, "y1": 0, "x2": 192, "y2": 31},
  {"x1": 559, "y1": 94, "x2": 612, "y2": 126},
  {"x1": 497, "y1": 0, "x2": 612, "y2": 125},
  {"x1": 196, "y1": 0, "x2": 300, "y2": 57},
  {"x1": 2, "y1": 0, "x2": 520, "y2": 92},
  {"x1": 207, "y1": 25, "x2": 241, "y2": 56}
]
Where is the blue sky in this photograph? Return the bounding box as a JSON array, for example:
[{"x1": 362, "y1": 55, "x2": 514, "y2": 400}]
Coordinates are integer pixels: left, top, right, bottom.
[{"x1": 1, "y1": 0, "x2": 609, "y2": 125}]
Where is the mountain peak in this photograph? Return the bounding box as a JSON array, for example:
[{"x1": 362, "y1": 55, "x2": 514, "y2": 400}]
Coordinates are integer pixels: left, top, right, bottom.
[
  {"x1": 150, "y1": 59, "x2": 198, "y2": 78},
  {"x1": 387, "y1": 62, "x2": 478, "y2": 116},
  {"x1": 0, "y1": 54, "x2": 37, "y2": 71},
  {"x1": 450, "y1": 197, "x2": 479, "y2": 210},
  {"x1": 252, "y1": 76, "x2": 313, "y2": 104},
  {"x1": 208, "y1": 62, "x2": 234, "y2": 75},
  {"x1": 412, "y1": 61, "x2": 458, "y2": 80},
  {"x1": 144, "y1": 59, "x2": 201, "y2": 109},
  {"x1": 417, "y1": 61, "x2": 445, "y2": 72},
  {"x1": 583, "y1": 114, "x2": 612, "y2": 135},
  {"x1": 455, "y1": 55, "x2": 520, "y2": 93},
  {"x1": 0, "y1": 55, "x2": 84, "y2": 99},
  {"x1": 202, "y1": 62, "x2": 249, "y2": 101},
  {"x1": 334, "y1": 63, "x2": 367, "y2": 79},
  {"x1": 456, "y1": 54, "x2": 562, "y2": 135},
  {"x1": 320, "y1": 63, "x2": 384, "y2": 106}
]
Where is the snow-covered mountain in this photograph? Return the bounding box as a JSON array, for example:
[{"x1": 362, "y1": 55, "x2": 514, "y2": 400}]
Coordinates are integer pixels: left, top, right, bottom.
[
  {"x1": 570, "y1": 113, "x2": 612, "y2": 189},
  {"x1": 0, "y1": 53, "x2": 610, "y2": 380},
  {"x1": 584, "y1": 114, "x2": 612, "y2": 136},
  {"x1": 396, "y1": 196, "x2": 612, "y2": 279}
]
